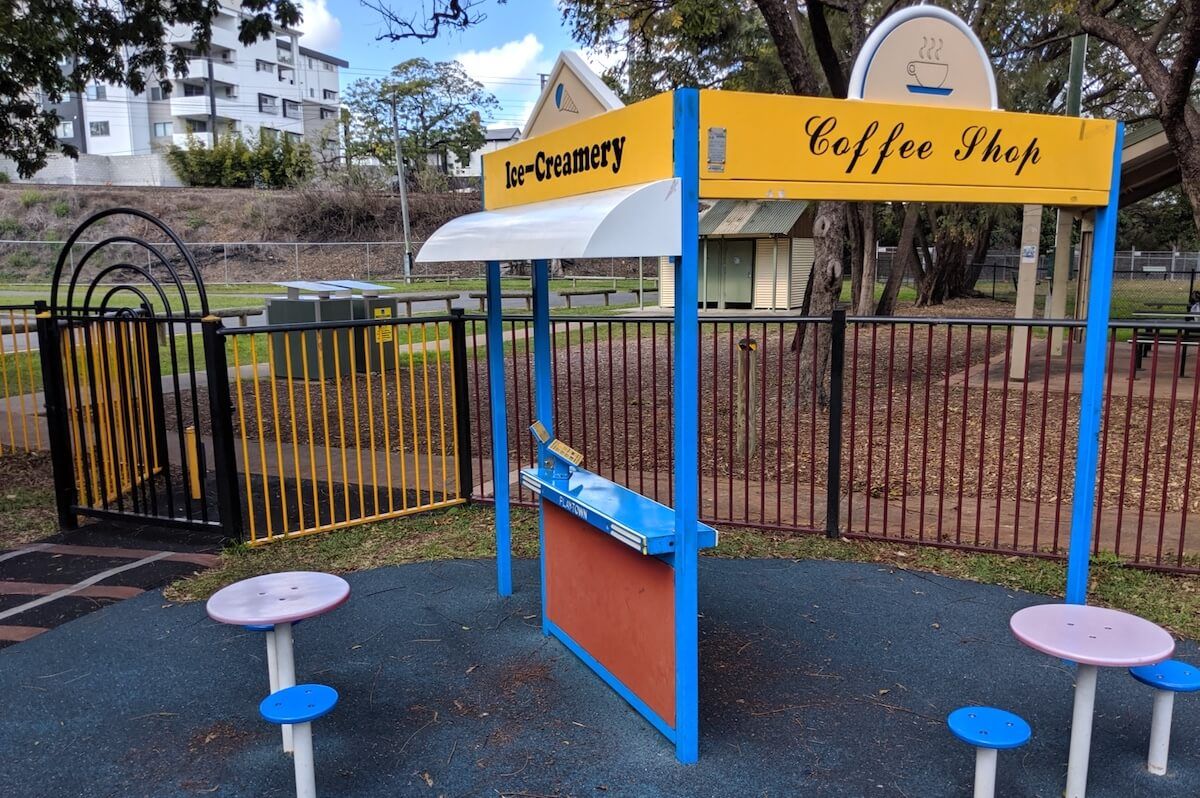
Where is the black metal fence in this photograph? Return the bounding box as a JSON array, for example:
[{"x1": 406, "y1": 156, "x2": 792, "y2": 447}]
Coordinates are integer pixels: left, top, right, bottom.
[{"x1": 463, "y1": 313, "x2": 1200, "y2": 573}]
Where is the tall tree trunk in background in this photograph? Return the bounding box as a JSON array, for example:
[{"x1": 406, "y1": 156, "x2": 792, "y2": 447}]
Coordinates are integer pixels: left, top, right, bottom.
[
  {"x1": 877, "y1": 202, "x2": 918, "y2": 315},
  {"x1": 855, "y1": 203, "x2": 877, "y2": 314},
  {"x1": 914, "y1": 219, "x2": 944, "y2": 306},
  {"x1": 798, "y1": 202, "x2": 846, "y2": 406},
  {"x1": 962, "y1": 213, "x2": 994, "y2": 293},
  {"x1": 848, "y1": 203, "x2": 863, "y2": 311},
  {"x1": 1078, "y1": 0, "x2": 1200, "y2": 235}
]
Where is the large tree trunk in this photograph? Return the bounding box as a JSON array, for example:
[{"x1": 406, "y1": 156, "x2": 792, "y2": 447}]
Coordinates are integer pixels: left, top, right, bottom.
[
  {"x1": 798, "y1": 201, "x2": 846, "y2": 406},
  {"x1": 1077, "y1": 0, "x2": 1200, "y2": 235},
  {"x1": 847, "y1": 203, "x2": 863, "y2": 312},
  {"x1": 1160, "y1": 107, "x2": 1200, "y2": 235},
  {"x1": 877, "y1": 202, "x2": 918, "y2": 315},
  {"x1": 855, "y1": 203, "x2": 877, "y2": 314},
  {"x1": 962, "y1": 214, "x2": 994, "y2": 294}
]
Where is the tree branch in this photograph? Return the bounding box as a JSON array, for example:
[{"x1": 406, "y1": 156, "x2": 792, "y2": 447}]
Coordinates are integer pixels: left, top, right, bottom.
[
  {"x1": 363, "y1": 0, "x2": 497, "y2": 41},
  {"x1": 809, "y1": 0, "x2": 848, "y2": 97},
  {"x1": 754, "y1": 0, "x2": 822, "y2": 95}
]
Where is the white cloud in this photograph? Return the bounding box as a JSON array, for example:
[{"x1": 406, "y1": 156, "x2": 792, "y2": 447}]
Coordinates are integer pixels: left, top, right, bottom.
[
  {"x1": 455, "y1": 34, "x2": 545, "y2": 84},
  {"x1": 297, "y1": 0, "x2": 343, "y2": 54},
  {"x1": 580, "y1": 46, "x2": 625, "y2": 77},
  {"x1": 455, "y1": 34, "x2": 549, "y2": 129}
]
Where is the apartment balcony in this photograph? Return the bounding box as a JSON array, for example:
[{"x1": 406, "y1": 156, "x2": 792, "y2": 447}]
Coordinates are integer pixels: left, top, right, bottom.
[
  {"x1": 168, "y1": 21, "x2": 240, "y2": 51},
  {"x1": 169, "y1": 94, "x2": 212, "y2": 118},
  {"x1": 172, "y1": 131, "x2": 213, "y2": 148},
  {"x1": 184, "y1": 56, "x2": 239, "y2": 86}
]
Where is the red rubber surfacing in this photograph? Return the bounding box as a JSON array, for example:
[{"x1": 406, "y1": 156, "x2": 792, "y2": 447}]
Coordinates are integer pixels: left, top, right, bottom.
[{"x1": 543, "y1": 502, "x2": 676, "y2": 727}]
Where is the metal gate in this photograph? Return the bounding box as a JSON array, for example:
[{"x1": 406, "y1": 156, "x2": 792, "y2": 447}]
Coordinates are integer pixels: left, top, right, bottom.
[{"x1": 37, "y1": 209, "x2": 240, "y2": 538}]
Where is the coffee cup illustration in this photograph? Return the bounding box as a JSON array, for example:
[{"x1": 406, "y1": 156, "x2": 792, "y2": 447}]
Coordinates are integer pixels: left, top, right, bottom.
[{"x1": 907, "y1": 60, "x2": 949, "y2": 89}]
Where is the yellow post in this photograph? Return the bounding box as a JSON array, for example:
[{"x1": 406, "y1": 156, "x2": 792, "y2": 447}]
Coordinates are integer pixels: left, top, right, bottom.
[{"x1": 185, "y1": 425, "x2": 202, "y2": 500}]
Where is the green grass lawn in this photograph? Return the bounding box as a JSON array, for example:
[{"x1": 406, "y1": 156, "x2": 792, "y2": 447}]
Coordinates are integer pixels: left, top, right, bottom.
[
  {"x1": 163, "y1": 502, "x2": 1200, "y2": 640},
  {"x1": 0, "y1": 278, "x2": 655, "y2": 313}
]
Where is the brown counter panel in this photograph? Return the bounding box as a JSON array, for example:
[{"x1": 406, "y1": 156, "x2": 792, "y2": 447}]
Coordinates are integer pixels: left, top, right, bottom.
[{"x1": 543, "y1": 502, "x2": 676, "y2": 726}]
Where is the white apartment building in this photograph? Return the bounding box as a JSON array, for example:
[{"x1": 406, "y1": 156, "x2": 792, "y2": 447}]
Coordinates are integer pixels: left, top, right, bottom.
[
  {"x1": 433, "y1": 126, "x2": 522, "y2": 178},
  {"x1": 39, "y1": 2, "x2": 346, "y2": 183}
]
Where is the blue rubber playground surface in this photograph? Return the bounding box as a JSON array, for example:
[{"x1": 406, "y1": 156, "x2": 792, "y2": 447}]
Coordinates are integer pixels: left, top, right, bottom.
[{"x1": 1, "y1": 557, "x2": 1197, "y2": 797}]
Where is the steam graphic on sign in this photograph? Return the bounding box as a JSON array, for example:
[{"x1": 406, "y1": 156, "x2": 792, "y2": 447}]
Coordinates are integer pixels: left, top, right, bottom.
[
  {"x1": 906, "y1": 35, "x2": 953, "y2": 96},
  {"x1": 554, "y1": 83, "x2": 580, "y2": 113}
]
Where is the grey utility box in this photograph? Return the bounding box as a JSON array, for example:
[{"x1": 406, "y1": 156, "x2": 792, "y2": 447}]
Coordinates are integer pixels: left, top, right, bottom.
[
  {"x1": 265, "y1": 282, "x2": 355, "y2": 380},
  {"x1": 323, "y1": 280, "x2": 400, "y2": 374}
]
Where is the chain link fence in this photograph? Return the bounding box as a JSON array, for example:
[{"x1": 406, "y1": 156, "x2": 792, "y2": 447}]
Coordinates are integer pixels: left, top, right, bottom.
[{"x1": 0, "y1": 239, "x2": 650, "y2": 286}]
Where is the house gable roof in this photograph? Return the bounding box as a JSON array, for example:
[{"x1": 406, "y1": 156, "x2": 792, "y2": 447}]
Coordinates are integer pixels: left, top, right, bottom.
[{"x1": 521, "y1": 51, "x2": 624, "y2": 139}]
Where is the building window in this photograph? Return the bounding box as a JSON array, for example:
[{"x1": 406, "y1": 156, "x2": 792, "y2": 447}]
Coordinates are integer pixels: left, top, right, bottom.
[
  {"x1": 152, "y1": 122, "x2": 173, "y2": 137},
  {"x1": 85, "y1": 83, "x2": 107, "y2": 101},
  {"x1": 256, "y1": 59, "x2": 274, "y2": 73},
  {"x1": 150, "y1": 86, "x2": 166, "y2": 101},
  {"x1": 186, "y1": 119, "x2": 208, "y2": 134},
  {"x1": 307, "y1": 57, "x2": 315, "y2": 69},
  {"x1": 258, "y1": 94, "x2": 278, "y2": 114},
  {"x1": 286, "y1": 132, "x2": 302, "y2": 144},
  {"x1": 319, "y1": 108, "x2": 336, "y2": 120},
  {"x1": 89, "y1": 121, "x2": 110, "y2": 136},
  {"x1": 322, "y1": 61, "x2": 334, "y2": 71},
  {"x1": 322, "y1": 89, "x2": 337, "y2": 101},
  {"x1": 182, "y1": 82, "x2": 206, "y2": 97},
  {"x1": 309, "y1": 88, "x2": 315, "y2": 98},
  {"x1": 56, "y1": 121, "x2": 74, "y2": 138},
  {"x1": 283, "y1": 99, "x2": 301, "y2": 119},
  {"x1": 261, "y1": 127, "x2": 279, "y2": 141},
  {"x1": 224, "y1": 86, "x2": 238, "y2": 98}
]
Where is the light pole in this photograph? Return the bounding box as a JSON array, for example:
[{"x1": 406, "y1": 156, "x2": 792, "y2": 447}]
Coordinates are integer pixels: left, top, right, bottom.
[{"x1": 390, "y1": 95, "x2": 414, "y2": 284}]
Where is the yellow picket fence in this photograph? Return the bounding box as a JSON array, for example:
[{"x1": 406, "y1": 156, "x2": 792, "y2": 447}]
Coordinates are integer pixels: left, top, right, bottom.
[{"x1": 223, "y1": 316, "x2": 470, "y2": 544}]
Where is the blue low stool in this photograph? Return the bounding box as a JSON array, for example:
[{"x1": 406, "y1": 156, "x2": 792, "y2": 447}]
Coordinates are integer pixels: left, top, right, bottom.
[
  {"x1": 1130, "y1": 659, "x2": 1200, "y2": 775},
  {"x1": 260, "y1": 684, "x2": 338, "y2": 798},
  {"x1": 947, "y1": 706, "x2": 1031, "y2": 798}
]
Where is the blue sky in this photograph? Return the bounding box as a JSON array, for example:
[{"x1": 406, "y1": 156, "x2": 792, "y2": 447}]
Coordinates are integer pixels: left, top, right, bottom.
[{"x1": 296, "y1": 0, "x2": 618, "y2": 128}]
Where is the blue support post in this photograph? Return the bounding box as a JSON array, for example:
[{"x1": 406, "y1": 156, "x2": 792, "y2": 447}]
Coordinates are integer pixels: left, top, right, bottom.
[
  {"x1": 1065, "y1": 123, "x2": 1124, "y2": 604},
  {"x1": 486, "y1": 259, "x2": 512, "y2": 597},
  {"x1": 532, "y1": 258, "x2": 553, "y2": 634},
  {"x1": 671, "y1": 88, "x2": 701, "y2": 764}
]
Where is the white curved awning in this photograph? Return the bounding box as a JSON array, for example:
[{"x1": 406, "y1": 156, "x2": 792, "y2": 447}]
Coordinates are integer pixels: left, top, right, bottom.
[{"x1": 416, "y1": 179, "x2": 682, "y2": 263}]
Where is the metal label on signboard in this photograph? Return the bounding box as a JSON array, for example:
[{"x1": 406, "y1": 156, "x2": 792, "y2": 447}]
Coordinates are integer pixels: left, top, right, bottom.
[
  {"x1": 548, "y1": 438, "x2": 584, "y2": 466},
  {"x1": 530, "y1": 420, "x2": 551, "y2": 444},
  {"x1": 374, "y1": 306, "x2": 393, "y2": 343}
]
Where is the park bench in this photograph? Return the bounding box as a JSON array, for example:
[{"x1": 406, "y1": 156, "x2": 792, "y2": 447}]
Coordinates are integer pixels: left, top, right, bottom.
[
  {"x1": 213, "y1": 306, "x2": 264, "y2": 327},
  {"x1": 468, "y1": 290, "x2": 533, "y2": 311},
  {"x1": 1130, "y1": 311, "x2": 1200, "y2": 376},
  {"x1": 559, "y1": 288, "x2": 617, "y2": 309},
  {"x1": 153, "y1": 305, "x2": 264, "y2": 338},
  {"x1": 394, "y1": 291, "x2": 458, "y2": 316}
]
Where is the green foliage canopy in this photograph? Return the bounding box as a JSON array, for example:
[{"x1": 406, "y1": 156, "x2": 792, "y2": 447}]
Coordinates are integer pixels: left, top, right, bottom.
[
  {"x1": 343, "y1": 57, "x2": 498, "y2": 173},
  {"x1": 166, "y1": 129, "x2": 314, "y2": 188}
]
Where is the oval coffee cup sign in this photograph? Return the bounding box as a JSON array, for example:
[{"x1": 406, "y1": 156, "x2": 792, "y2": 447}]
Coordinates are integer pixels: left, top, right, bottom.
[{"x1": 849, "y1": 6, "x2": 998, "y2": 110}]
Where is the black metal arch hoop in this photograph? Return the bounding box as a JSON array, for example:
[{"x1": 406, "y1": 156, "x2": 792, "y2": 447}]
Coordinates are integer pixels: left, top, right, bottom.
[{"x1": 51, "y1": 208, "x2": 209, "y2": 317}]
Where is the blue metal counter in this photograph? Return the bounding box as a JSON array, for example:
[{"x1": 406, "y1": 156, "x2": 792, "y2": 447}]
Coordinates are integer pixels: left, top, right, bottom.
[{"x1": 520, "y1": 467, "x2": 719, "y2": 556}]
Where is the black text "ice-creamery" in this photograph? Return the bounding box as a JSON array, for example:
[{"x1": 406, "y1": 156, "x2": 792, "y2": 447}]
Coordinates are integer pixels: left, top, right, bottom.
[{"x1": 504, "y1": 136, "x2": 627, "y2": 189}]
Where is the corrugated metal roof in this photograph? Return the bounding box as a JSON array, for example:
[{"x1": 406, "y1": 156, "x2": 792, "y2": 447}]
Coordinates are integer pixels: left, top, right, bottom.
[{"x1": 698, "y1": 200, "x2": 808, "y2": 237}]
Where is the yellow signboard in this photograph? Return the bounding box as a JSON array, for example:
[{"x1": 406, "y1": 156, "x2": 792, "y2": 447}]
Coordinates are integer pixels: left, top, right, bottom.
[
  {"x1": 483, "y1": 92, "x2": 675, "y2": 210},
  {"x1": 374, "y1": 306, "x2": 393, "y2": 343},
  {"x1": 548, "y1": 438, "x2": 584, "y2": 466},
  {"x1": 698, "y1": 91, "x2": 1116, "y2": 206}
]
